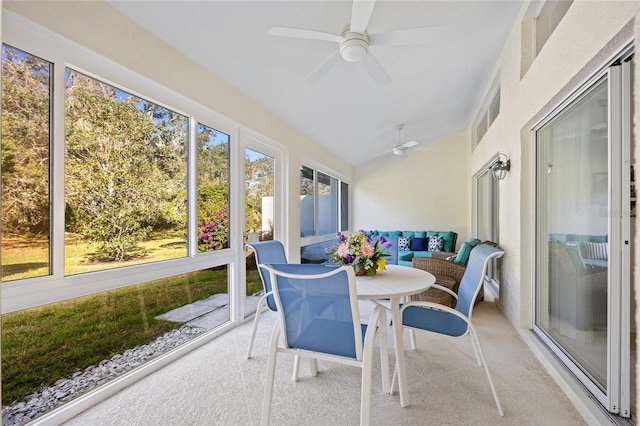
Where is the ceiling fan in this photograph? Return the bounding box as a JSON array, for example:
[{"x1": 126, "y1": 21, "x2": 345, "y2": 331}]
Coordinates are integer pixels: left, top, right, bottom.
[
  {"x1": 267, "y1": 0, "x2": 441, "y2": 85},
  {"x1": 373, "y1": 124, "x2": 431, "y2": 158}
]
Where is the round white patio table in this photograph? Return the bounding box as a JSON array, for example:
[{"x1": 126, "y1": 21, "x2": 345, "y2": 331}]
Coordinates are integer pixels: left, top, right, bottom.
[{"x1": 356, "y1": 264, "x2": 435, "y2": 408}]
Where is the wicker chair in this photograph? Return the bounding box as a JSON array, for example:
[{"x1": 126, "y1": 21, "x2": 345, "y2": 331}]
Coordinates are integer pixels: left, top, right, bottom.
[
  {"x1": 412, "y1": 257, "x2": 466, "y2": 307},
  {"x1": 412, "y1": 241, "x2": 498, "y2": 306}
]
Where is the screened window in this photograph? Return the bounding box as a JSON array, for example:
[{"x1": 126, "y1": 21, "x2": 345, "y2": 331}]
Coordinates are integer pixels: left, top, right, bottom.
[
  {"x1": 340, "y1": 181, "x2": 349, "y2": 232},
  {"x1": 197, "y1": 124, "x2": 230, "y2": 252},
  {"x1": 0, "y1": 15, "x2": 264, "y2": 422},
  {"x1": 64, "y1": 69, "x2": 188, "y2": 274},
  {"x1": 476, "y1": 119, "x2": 488, "y2": 143},
  {"x1": 317, "y1": 171, "x2": 338, "y2": 235},
  {"x1": 474, "y1": 83, "x2": 501, "y2": 146},
  {"x1": 1, "y1": 44, "x2": 52, "y2": 282},
  {"x1": 488, "y1": 88, "x2": 501, "y2": 127},
  {"x1": 521, "y1": 1, "x2": 574, "y2": 77},
  {"x1": 300, "y1": 165, "x2": 315, "y2": 237},
  {"x1": 300, "y1": 165, "x2": 348, "y2": 238}
]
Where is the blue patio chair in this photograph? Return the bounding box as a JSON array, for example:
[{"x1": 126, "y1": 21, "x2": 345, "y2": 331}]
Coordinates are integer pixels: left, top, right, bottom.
[
  {"x1": 392, "y1": 243, "x2": 505, "y2": 416},
  {"x1": 260, "y1": 263, "x2": 389, "y2": 426},
  {"x1": 246, "y1": 240, "x2": 288, "y2": 360}
]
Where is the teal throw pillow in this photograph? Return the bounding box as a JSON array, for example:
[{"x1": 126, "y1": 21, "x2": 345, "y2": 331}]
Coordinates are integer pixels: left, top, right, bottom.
[
  {"x1": 453, "y1": 238, "x2": 481, "y2": 265},
  {"x1": 440, "y1": 231, "x2": 455, "y2": 252}
]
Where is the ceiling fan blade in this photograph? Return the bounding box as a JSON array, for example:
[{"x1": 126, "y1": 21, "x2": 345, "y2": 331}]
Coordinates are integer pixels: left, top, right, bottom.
[
  {"x1": 350, "y1": 0, "x2": 376, "y2": 35},
  {"x1": 400, "y1": 140, "x2": 419, "y2": 149},
  {"x1": 306, "y1": 51, "x2": 340, "y2": 84},
  {"x1": 361, "y1": 52, "x2": 391, "y2": 85},
  {"x1": 268, "y1": 27, "x2": 341, "y2": 43},
  {"x1": 371, "y1": 149, "x2": 392, "y2": 158},
  {"x1": 369, "y1": 25, "x2": 444, "y2": 46}
]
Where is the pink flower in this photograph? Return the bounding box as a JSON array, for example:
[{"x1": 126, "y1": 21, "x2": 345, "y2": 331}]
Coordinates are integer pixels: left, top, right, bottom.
[
  {"x1": 336, "y1": 242, "x2": 350, "y2": 258},
  {"x1": 362, "y1": 243, "x2": 374, "y2": 257}
]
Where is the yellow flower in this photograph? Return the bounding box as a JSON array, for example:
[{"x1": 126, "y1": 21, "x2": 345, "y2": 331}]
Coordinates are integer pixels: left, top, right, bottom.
[{"x1": 377, "y1": 257, "x2": 387, "y2": 271}]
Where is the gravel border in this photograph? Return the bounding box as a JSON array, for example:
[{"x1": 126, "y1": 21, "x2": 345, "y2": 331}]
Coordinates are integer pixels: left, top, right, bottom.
[{"x1": 2, "y1": 325, "x2": 205, "y2": 426}]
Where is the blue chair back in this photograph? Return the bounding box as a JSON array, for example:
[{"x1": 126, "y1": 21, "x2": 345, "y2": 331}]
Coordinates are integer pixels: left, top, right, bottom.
[
  {"x1": 248, "y1": 240, "x2": 288, "y2": 311},
  {"x1": 402, "y1": 243, "x2": 505, "y2": 338},
  {"x1": 455, "y1": 244, "x2": 505, "y2": 318},
  {"x1": 263, "y1": 263, "x2": 363, "y2": 359}
]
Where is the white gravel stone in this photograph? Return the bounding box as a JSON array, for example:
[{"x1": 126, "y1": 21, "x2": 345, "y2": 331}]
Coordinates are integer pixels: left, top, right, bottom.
[{"x1": 2, "y1": 325, "x2": 205, "y2": 425}]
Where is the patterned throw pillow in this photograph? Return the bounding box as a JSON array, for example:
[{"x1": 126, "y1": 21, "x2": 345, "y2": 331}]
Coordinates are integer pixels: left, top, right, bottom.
[
  {"x1": 428, "y1": 235, "x2": 444, "y2": 252},
  {"x1": 585, "y1": 241, "x2": 608, "y2": 260},
  {"x1": 397, "y1": 236, "x2": 411, "y2": 251}
]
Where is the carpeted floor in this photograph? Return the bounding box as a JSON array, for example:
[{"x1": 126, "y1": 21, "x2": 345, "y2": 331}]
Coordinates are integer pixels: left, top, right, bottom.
[{"x1": 64, "y1": 301, "x2": 588, "y2": 425}]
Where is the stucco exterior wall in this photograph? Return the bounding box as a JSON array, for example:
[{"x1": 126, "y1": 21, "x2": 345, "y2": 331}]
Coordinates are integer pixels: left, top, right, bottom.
[{"x1": 471, "y1": 0, "x2": 638, "y2": 329}]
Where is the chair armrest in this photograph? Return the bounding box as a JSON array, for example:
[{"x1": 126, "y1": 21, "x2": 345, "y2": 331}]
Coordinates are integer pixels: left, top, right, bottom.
[
  {"x1": 431, "y1": 251, "x2": 456, "y2": 260},
  {"x1": 429, "y1": 283, "x2": 458, "y2": 299}
]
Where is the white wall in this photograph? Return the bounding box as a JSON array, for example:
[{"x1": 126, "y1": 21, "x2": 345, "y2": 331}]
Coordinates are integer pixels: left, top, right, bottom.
[
  {"x1": 2, "y1": 0, "x2": 354, "y2": 261},
  {"x1": 353, "y1": 129, "x2": 469, "y2": 247},
  {"x1": 469, "y1": 0, "x2": 637, "y2": 329}
]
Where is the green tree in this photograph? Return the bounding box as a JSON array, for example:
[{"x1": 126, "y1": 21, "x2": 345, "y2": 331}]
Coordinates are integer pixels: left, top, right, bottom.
[
  {"x1": 197, "y1": 125, "x2": 229, "y2": 188},
  {"x1": 65, "y1": 70, "x2": 187, "y2": 261},
  {"x1": 245, "y1": 154, "x2": 273, "y2": 235},
  {"x1": 1, "y1": 45, "x2": 51, "y2": 235}
]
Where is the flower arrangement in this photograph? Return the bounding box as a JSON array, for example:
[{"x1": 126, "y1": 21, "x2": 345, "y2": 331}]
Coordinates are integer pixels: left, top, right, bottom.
[{"x1": 325, "y1": 230, "x2": 392, "y2": 275}]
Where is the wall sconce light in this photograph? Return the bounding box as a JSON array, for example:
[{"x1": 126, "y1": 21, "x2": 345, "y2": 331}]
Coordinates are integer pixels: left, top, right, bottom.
[{"x1": 491, "y1": 153, "x2": 511, "y2": 180}]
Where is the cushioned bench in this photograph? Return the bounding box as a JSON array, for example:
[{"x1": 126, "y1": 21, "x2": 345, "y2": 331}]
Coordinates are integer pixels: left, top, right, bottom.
[{"x1": 370, "y1": 230, "x2": 457, "y2": 267}]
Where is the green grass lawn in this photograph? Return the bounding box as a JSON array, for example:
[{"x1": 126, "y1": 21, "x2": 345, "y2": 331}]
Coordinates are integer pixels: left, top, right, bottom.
[
  {"x1": 0, "y1": 236, "x2": 49, "y2": 280},
  {"x1": 1, "y1": 230, "x2": 190, "y2": 280},
  {"x1": 1, "y1": 233, "x2": 265, "y2": 406}
]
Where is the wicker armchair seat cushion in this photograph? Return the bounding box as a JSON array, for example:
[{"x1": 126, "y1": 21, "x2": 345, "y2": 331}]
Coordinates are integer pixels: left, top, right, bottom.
[
  {"x1": 410, "y1": 275, "x2": 457, "y2": 307},
  {"x1": 412, "y1": 257, "x2": 466, "y2": 293},
  {"x1": 430, "y1": 251, "x2": 457, "y2": 260}
]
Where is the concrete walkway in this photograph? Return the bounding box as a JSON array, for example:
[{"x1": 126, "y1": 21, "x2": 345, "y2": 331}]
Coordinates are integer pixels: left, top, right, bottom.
[{"x1": 156, "y1": 294, "x2": 262, "y2": 329}]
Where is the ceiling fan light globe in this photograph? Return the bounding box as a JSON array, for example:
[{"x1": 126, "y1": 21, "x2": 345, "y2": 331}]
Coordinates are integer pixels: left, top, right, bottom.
[
  {"x1": 340, "y1": 38, "x2": 369, "y2": 62},
  {"x1": 393, "y1": 147, "x2": 404, "y2": 156}
]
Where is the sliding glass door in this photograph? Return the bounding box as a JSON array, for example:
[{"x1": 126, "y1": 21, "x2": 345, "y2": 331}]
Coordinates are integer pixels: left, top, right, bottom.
[{"x1": 534, "y1": 57, "x2": 633, "y2": 417}]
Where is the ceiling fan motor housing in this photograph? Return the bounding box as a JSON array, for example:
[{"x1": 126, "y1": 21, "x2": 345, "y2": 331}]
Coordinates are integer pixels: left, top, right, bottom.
[{"x1": 340, "y1": 32, "x2": 369, "y2": 62}]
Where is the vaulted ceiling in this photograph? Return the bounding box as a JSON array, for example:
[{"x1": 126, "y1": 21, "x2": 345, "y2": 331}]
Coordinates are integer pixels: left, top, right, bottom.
[{"x1": 110, "y1": 1, "x2": 523, "y2": 166}]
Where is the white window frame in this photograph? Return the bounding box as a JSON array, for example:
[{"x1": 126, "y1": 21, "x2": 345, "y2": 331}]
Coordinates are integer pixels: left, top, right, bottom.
[
  {"x1": 2, "y1": 11, "x2": 238, "y2": 316},
  {"x1": 299, "y1": 157, "x2": 350, "y2": 246},
  {"x1": 473, "y1": 155, "x2": 500, "y2": 291},
  {"x1": 473, "y1": 76, "x2": 501, "y2": 147},
  {"x1": 1, "y1": 10, "x2": 295, "y2": 425}
]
